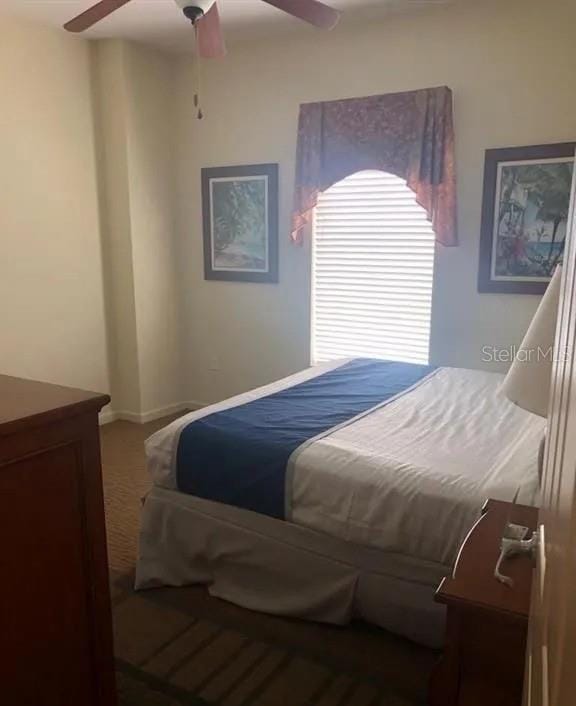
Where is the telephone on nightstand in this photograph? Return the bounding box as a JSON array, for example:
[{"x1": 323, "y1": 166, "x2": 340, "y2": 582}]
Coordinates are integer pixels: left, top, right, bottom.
[
  {"x1": 429, "y1": 499, "x2": 537, "y2": 706},
  {"x1": 494, "y1": 522, "x2": 537, "y2": 587}
]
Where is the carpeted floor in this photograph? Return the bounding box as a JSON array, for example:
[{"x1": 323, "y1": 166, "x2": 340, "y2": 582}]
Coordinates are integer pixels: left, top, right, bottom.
[{"x1": 100, "y1": 418, "x2": 437, "y2": 706}]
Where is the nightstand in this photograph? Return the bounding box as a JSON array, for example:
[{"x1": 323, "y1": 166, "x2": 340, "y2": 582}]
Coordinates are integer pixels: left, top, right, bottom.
[{"x1": 428, "y1": 499, "x2": 538, "y2": 706}]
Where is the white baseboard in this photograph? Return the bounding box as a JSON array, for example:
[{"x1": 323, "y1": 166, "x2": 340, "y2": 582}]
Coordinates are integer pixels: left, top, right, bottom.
[
  {"x1": 186, "y1": 399, "x2": 208, "y2": 411},
  {"x1": 98, "y1": 402, "x2": 191, "y2": 426},
  {"x1": 99, "y1": 408, "x2": 118, "y2": 425}
]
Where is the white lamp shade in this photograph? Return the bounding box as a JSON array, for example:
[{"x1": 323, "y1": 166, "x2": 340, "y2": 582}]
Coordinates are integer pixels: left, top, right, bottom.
[{"x1": 501, "y1": 266, "x2": 562, "y2": 417}]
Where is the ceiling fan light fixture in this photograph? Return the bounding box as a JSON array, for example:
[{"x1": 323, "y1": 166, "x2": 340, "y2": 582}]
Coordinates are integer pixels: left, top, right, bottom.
[
  {"x1": 174, "y1": 0, "x2": 216, "y2": 23},
  {"x1": 64, "y1": 0, "x2": 339, "y2": 61}
]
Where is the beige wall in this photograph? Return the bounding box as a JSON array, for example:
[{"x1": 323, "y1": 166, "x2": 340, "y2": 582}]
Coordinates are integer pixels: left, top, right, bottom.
[
  {"x1": 92, "y1": 40, "x2": 141, "y2": 414},
  {"x1": 0, "y1": 16, "x2": 110, "y2": 395},
  {"x1": 123, "y1": 42, "x2": 183, "y2": 415},
  {"x1": 0, "y1": 18, "x2": 182, "y2": 420},
  {"x1": 93, "y1": 40, "x2": 183, "y2": 419},
  {"x1": 175, "y1": 0, "x2": 576, "y2": 405}
]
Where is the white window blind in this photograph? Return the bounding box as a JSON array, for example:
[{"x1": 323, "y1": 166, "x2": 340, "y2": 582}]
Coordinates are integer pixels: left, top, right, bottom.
[{"x1": 312, "y1": 170, "x2": 435, "y2": 365}]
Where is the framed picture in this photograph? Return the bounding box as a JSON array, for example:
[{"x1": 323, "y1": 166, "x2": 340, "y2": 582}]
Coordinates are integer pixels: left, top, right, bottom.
[
  {"x1": 202, "y1": 163, "x2": 279, "y2": 283},
  {"x1": 478, "y1": 142, "x2": 575, "y2": 294}
]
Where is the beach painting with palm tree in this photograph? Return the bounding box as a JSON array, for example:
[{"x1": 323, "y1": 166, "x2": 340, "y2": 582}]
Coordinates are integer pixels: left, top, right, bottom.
[
  {"x1": 493, "y1": 158, "x2": 573, "y2": 278},
  {"x1": 479, "y1": 144, "x2": 575, "y2": 294},
  {"x1": 202, "y1": 164, "x2": 279, "y2": 283},
  {"x1": 211, "y1": 176, "x2": 268, "y2": 271}
]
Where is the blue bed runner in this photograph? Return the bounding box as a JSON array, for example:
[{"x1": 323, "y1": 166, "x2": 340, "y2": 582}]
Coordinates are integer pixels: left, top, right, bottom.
[{"x1": 176, "y1": 358, "x2": 436, "y2": 519}]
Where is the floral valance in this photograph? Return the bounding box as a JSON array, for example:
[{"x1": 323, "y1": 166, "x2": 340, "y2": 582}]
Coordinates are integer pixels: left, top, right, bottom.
[{"x1": 291, "y1": 86, "x2": 457, "y2": 247}]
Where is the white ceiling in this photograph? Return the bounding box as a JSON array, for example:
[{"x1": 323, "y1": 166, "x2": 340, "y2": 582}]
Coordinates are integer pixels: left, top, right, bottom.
[{"x1": 3, "y1": 0, "x2": 450, "y2": 52}]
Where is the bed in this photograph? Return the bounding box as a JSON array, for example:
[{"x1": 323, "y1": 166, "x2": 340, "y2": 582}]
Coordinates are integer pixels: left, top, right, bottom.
[{"x1": 135, "y1": 358, "x2": 544, "y2": 647}]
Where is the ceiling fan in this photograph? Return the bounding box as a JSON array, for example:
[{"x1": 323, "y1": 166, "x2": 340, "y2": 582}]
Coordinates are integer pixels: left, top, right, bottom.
[{"x1": 64, "y1": 0, "x2": 341, "y2": 59}]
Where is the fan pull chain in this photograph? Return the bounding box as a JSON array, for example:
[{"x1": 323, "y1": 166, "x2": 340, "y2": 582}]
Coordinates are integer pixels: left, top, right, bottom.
[{"x1": 193, "y1": 23, "x2": 203, "y2": 120}]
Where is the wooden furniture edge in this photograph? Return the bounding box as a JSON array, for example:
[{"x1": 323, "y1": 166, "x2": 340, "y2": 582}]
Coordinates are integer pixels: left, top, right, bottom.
[
  {"x1": 435, "y1": 499, "x2": 538, "y2": 617},
  {"x1": 0, "y1": 375, "x2": 110, "y2": 437}
]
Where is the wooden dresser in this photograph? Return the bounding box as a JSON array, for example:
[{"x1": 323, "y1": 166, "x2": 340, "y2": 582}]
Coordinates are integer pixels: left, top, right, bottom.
[
  {"x1": 429, "y1": 499, "x2": 537, "y2": 706},
  {"x1": 0, "y1": 375, "x2": 116, "y2": 706}
]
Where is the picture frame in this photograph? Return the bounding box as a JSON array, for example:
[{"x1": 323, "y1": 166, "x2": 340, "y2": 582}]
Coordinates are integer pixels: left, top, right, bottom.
[
  {"x1": 202, "y1": 163, "x2": 279, "y2": 283},
  {"x1": 478, "y1": 142, "x2": 575, "y2": 294}
]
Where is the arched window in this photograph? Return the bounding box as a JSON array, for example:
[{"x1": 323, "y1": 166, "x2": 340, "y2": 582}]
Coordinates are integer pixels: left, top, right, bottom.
[{"x1": 312, "y1": 170, "x2": 435, "y2": 365}]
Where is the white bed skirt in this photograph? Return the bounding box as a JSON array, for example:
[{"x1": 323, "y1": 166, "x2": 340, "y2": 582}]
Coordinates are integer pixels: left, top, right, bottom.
[{"x1": 135, "y1": 486, "x2": 449, "y2": 648}]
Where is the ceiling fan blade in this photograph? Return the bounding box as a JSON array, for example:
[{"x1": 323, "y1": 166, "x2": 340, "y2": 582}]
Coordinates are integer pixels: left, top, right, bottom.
[
  {"x1": 197, "y1": 2, "x2": 226, "y2": 59},
  {"x1": 261, "y1": 0, "x2": 340, "y2": 30},
  {"x1": 64, "y1": 0, "x2": 133, "y2": 33}
]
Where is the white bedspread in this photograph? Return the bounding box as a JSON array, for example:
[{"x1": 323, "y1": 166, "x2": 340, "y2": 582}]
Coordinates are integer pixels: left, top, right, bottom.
[{"x1": 146, "y1": 361, "x2": 544, "y2": 566}]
